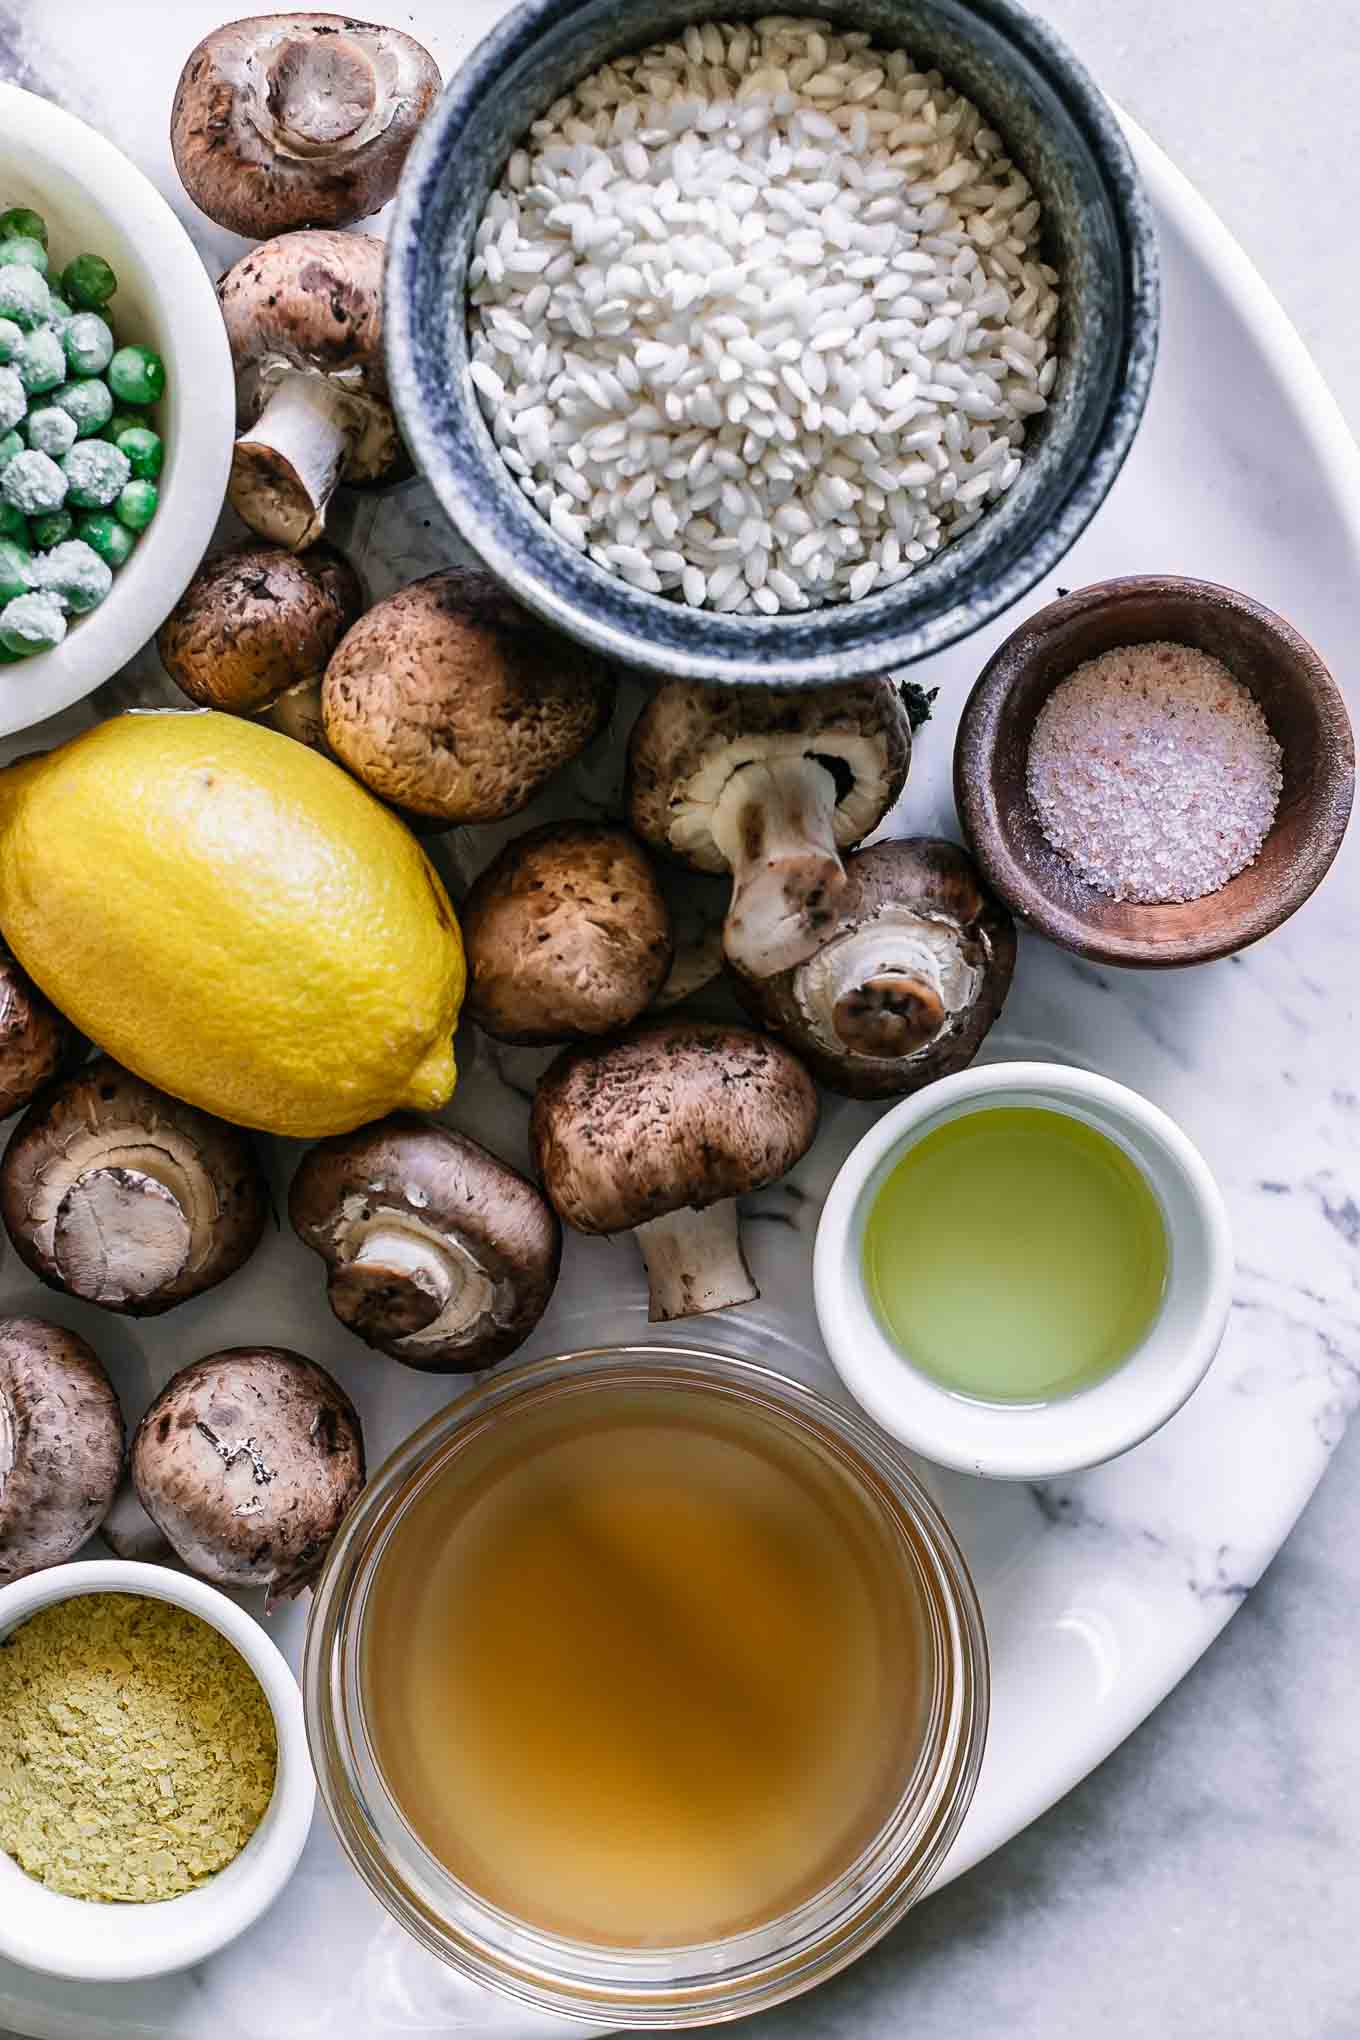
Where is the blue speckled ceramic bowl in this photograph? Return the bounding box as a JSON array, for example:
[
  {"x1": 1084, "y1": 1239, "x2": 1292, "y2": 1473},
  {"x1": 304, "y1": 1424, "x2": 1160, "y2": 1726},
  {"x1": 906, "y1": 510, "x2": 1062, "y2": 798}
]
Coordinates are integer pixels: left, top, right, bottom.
[{"x1": 387, "y1": 0, "x2": 1159, "y2": 687}]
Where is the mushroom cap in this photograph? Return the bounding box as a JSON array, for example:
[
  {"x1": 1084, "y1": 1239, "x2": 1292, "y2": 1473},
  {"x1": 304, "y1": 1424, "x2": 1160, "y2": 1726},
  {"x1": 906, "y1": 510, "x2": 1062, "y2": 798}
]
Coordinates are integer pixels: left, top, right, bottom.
[
  {"x1": 172, "y1": 12, "x2": 440, "y2": 238},
  {"x1": 218, "y1": 229, "x2": 402, "y2": 482},
  {"x1": 0, "y1": 947, "x2": 82, "y2": 1120},
  {"x1": 531, "y1": 1020, "x2": 818, "y2": 1236},
  {"x1": 289, "y1": 1112, "x2": 562, "y2": 1370},
  {"x1": 463, "y1": 822, "x2": 674, "y2": 1045},
  {"x1": 100, "y1": 1472, "x2": 178, "y2": 1565},
  {"x1": 735, "y1": 838, "x2": 1017, "y2": 1098},
  {"x1": 1, "y1": 1057, "x2": 269, "y2": 1315},
  {"x1": 157, "y1": 539, "x2": 363, "y2": 715},
  {"x1": 627, "y1": 679, "x2": 912, "y2": 873},
  {"x1": 322, "y1": 568, "x2": 617, "y2": 822},
  {"x1": 131, "y1": 1346, "x2": 365, "y2": 1593},
  {"x1": 0, "y1": 1316, "x2": 125, "y2": 1586}
]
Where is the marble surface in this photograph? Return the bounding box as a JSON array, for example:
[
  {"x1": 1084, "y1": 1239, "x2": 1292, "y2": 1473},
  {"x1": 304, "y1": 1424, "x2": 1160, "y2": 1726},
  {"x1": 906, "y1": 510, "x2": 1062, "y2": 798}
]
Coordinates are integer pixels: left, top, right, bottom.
[
  {"x1": 763, "y1": 14, "x2": 1360, "y2": 2038},
  {"x1": 0, "y1": 4, "x2": 1358, "y2": 2038}
]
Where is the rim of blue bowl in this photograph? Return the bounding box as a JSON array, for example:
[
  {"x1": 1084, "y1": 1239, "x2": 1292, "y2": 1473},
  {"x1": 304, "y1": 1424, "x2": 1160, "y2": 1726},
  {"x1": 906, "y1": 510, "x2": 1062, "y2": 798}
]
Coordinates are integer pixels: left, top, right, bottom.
[{"x1": 387, "y1": 0, "x2": 1160, "y2": 686}]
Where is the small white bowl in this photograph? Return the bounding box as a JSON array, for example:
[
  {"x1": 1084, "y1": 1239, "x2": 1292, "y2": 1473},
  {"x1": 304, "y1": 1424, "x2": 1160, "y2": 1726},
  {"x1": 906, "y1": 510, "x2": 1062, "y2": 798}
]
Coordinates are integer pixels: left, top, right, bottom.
[
  {"x1": 813, "y1": 1062, "x2": 1233, "y2": 1480},
  {"x1": 0, "y1": 86, "x2": 234, "y2": 736},
  {"x1": 0, "y1": 1560, "x2": 315, "y2": 1981}
]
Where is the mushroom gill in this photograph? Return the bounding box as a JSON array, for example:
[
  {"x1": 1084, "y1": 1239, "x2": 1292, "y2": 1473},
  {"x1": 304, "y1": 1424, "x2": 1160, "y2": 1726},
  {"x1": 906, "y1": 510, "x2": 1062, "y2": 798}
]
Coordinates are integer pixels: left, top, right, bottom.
[
  {"x1": 290, "y1": 1114, "x2": 562, "y2": 1370},
  {"x1": 627, "y1": 678, "x2": 912, "y2": 981},
  {"x1": 0, "y1": 1058, "x2": 269, "y2": 1314},
  {"x1": 736, "y1": 839, "x2": 1017, "y2": 1099}
]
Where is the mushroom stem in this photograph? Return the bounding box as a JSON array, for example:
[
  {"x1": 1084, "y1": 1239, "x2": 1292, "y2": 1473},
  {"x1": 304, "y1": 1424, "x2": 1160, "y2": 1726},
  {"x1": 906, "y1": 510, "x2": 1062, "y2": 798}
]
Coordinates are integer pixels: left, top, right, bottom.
[
  {"x1": 712, "y1": 756, "x2": 848, "y2": 979},
  {"x1": 833, "y1": 974, "x2": 946, "y2": 1056},
  {"x1": 261, "y1": 677, "x2": 329, "y2": 753},
  {"x1": 329, "y1": 1220, "x2": 494, "y2": 1348},
  {"x1": 229, "y1": 372, "x2": 358, "y2": 551},
  {"x1": 54, "y1": 1166, "x2": 193, "y2": 1307},
  {"x1": 653, "y1": 923, "x2": 726, "y2": 1009},
  {"x1": 798, "y1": 915, "x2": 980, "y2": 1063},
  {"x1": 263, "y1": 36, "x2": 381, "y2": 155},
  {"x1": 633, "y1": 1199, "x2": 757, "y2": 1322}
]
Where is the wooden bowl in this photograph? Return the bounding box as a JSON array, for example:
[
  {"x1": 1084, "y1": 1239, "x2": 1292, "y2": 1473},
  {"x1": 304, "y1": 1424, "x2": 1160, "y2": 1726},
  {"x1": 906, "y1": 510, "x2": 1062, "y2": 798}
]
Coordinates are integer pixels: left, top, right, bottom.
[{"x1": 954, "y1": 577, "x2": 1354, "y2": 967}]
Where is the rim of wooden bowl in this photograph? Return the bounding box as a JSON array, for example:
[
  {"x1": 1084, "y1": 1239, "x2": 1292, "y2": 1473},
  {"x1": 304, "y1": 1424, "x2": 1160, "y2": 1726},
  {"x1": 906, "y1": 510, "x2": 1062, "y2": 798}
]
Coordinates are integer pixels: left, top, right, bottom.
[{"x1": 953, "y1": 575, "x2": 1355, "y2": 967}]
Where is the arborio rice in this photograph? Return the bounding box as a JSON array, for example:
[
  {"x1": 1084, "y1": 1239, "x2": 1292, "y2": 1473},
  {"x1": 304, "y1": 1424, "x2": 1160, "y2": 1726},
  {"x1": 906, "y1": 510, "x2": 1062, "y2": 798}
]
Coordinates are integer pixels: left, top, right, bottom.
[{"x1": 465, "y1": 15, "x2": 1060, "y2": 616}]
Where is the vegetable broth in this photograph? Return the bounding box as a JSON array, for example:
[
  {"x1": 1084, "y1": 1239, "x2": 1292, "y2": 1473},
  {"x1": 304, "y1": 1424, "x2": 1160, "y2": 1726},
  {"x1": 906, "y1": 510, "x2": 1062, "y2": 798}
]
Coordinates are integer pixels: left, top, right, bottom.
[
  {"x1": 864, "y1": 1106, "x2": 1168, "y2": 1402},
  {"x1": 362, "y1": 1382, "x2": 929, "y2": 1946}
]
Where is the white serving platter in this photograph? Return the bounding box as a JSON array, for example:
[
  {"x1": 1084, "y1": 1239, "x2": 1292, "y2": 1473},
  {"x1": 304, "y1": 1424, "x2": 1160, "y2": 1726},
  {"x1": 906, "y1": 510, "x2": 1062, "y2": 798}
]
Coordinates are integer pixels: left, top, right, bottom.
[{"x1": 0, "y1": 5, "x2": 1358, "y2": 2033}]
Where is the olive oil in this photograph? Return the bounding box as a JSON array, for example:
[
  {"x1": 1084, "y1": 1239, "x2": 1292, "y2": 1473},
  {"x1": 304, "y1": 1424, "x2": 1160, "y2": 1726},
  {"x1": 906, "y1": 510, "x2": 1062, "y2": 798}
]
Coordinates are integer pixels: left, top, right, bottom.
[
  {"x1": 362, "y1": 1383, "x2": 928, "y2": 1946},
  {"x1": 864, "y1": 1106, "x2": 1168, "y2": 1403}
]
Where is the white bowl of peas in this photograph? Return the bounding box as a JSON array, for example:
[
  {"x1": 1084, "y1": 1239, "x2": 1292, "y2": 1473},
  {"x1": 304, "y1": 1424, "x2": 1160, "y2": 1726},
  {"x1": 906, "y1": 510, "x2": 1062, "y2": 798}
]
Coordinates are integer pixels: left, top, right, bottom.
[{"x1": 0, "y1": 85, "x2": 234, "y2": 734}]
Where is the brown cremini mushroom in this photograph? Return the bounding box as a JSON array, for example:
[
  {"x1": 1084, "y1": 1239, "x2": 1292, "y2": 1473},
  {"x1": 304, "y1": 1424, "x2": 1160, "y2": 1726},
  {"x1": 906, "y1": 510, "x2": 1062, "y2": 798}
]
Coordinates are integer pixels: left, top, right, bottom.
[
  {"x1": 290, "y1": 1113, "x2": 561, "y2": 1369},
  {"x1": 157, "y1": 539, "x2": 363, "y2": 728},
  {"x1": 131, "y1": 1346, "x2": 365, "y2": 1594},
  {"x1": 322, "y1": 568, "x2": 616, "y2": 823},
  {"x1": 172, "y1": 13, "x2": 440, "y2": 239},
  {"x1": 0, "y1": 947, "x2": 82, "y2": 1120},
  {"x1": 531, "y1": 1021, "x2": 817, "y2": 1322},
  {"x1": 736, "y1": 839, "x2": 1016, "y2": 1097},
  {"x1": 0, "y1": 1317, "x2": 125, "y2": 1586},
  {"x1": 628, "y1": 679, "x2": 911, "y2": 981},
  {"x1": 100, "y1": 1473, "x2": 177, "y2": 1566},
  {"x1": 0, "y1": 1058, "x2": 269, "y2": 1316},
  {"x1": 218, "y1": 229, "x2": 404, "y2": 550},
  {"x1": 463, "y1": 823, "x2": 673, "y2": 1045}
]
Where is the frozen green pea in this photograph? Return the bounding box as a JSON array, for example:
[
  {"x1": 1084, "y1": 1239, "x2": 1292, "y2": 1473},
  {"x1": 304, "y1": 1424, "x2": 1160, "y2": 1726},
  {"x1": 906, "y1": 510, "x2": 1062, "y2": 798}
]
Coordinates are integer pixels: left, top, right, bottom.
[
  {"x1": 0, "y1": 265, "x2": 50, "y2": 332},
  {"x1": 61, "y1": 438, "x2": 129, "y2": 509},
  {"x1": 34, "y1": 538, "x2": 112, "y2": 614},
  {"x1": 0, "y1": 538, "x2": 33, "y2": 604},
  {"x1": 52, "y1": 377, "x2": 113, "y2": 438},
  {"x1": 2, "y1": 450, "x2": 67, "y2": 516},
  {"x1": 116, "y1": 478, "x2": 157, "y2": 531},
  {"x1": 102, "y1": 409, "x2": 142, "y2": 443},
  {"x1": 107, "y1": 345, "x2": 164, "y2": 407},
  {"x1": 61, "y1": 311, "x2": 114, "y2": 377},
  {"x1": 44, "y1": 294, "x2": 73, "y2": 329},
  {"x1": 25, "y1": 414, "x2": 69, "y2": 455},
  {"x1": 61, "y1": 254, "x2": 117, "y2": 310},
  {"x1": 0, "y1": 591, "x2": 66, "y2": 656},
  {"x1": 0, "y1": 319, "x2": 22, "y2": 365},
  {"x1": 0, "y1": 236, "x2": 47, "y2": 275},
  {"x1": 0, "y1": 366, "x2": 23, "y2": 434},
  {"x1": 0, "y1": 430, "x2": 22, "y2": 473},
  {"x1": 75, "y1": 509, "x2": 136, "y2": 569},
  {"x1": 27, "y1": 509, "x2": 73, "y2": 550},
  {"x1": 114, "y1": 424, "x2": 162, "y2": 479},
  {"x1": 0, "y1": 209, "x2": 46, "y2": 248},
  {"x1": 0, "y1": 501, "x2": 25, "y2": 542},
  {"x1": 15, "y1": 327, "x2": 65, "y2": 397},
  {"x1": 25, "y1": 407, "x2": 78, "y2": 459}
]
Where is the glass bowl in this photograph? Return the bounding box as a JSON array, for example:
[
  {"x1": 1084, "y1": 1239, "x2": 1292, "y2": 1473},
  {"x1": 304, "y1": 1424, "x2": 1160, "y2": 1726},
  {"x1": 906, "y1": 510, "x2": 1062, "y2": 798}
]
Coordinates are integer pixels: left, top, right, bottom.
[{"x1": 303, "y1": 1343, "x2": 988, "y2": 2025}]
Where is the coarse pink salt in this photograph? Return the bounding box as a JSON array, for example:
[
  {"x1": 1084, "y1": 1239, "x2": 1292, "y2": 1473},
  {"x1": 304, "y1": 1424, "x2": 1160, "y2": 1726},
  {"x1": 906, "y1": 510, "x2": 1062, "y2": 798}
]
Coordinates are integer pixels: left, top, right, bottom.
[{"x1": 1026, "y1": 641, "x2": 1283, "y2": 904}]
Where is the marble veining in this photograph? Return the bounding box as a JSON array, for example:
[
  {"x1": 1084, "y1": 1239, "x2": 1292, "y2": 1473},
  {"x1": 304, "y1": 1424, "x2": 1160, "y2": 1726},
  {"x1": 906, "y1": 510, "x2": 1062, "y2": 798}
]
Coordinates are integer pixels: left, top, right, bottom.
[{"x1": 0, "y1": 4, "x2": 1356, "y2": 2040}]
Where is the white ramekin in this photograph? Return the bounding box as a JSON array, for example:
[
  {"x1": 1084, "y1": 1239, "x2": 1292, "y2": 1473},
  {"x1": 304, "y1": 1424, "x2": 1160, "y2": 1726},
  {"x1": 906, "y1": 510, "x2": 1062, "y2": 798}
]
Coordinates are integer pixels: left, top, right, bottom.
[
  {"x1": 813, "y1": 1062, "x2": 1233, "y2": 1480},
  {"x1": 0, "y1": 86, "x2": 235, "y2": 736},
  {"x1": 0, "y1": 1560, "x2": 315, "y2": 1981}
]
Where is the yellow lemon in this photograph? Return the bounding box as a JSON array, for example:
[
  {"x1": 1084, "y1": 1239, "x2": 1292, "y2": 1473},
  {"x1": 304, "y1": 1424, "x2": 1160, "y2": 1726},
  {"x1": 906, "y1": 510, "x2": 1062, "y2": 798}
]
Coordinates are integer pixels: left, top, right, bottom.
[{"x1": 0, "y1": 712, "x2": 465, "y2": 1137}]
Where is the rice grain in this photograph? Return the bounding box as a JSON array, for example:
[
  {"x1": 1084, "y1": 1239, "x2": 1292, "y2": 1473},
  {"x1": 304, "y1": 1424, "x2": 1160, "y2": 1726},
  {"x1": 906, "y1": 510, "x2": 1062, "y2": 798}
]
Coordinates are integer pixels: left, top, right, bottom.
[{"x1": 466, "y1": 14, "x2": 1059, "y2": 613}]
